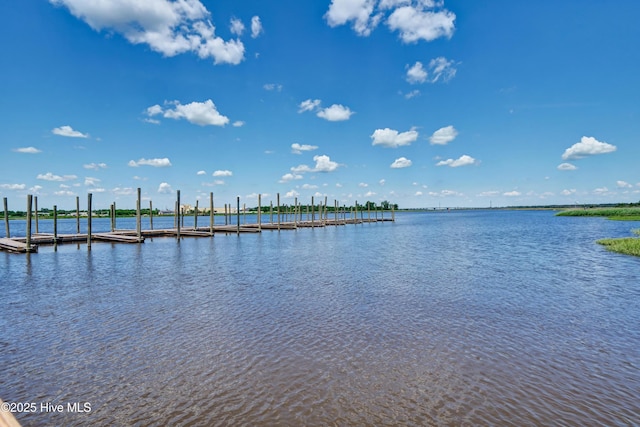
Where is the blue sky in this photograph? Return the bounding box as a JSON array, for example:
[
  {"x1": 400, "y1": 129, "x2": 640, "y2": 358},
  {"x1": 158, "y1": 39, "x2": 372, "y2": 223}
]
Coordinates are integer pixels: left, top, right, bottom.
[{"x1": 1, "y1": 0, "x2": 639, "y2": 210}]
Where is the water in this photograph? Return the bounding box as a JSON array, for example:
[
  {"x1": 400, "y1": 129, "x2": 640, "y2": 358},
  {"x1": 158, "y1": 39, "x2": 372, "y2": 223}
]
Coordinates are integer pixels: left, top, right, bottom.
[{"x1": 1, "y1": 210, "x2": 639, "y2": 426}]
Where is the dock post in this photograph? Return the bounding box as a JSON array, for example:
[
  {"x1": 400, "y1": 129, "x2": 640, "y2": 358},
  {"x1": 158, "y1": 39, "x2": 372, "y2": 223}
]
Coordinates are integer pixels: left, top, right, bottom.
[
  {"x1": 277, "y1": 193, "x2": 281, "y2": 231},
  {"x1": 355, "y1": 201, "x2": 358, "y2": 224},
  {"x1": 324, "y1": 196, "x2": 328, "y2": 224},
  {"x1": 76, "y1": 196, "x2": 80, "y2": 234},
  {"x1": 269, "y1": 202, "x2": 273, "y2": 224},
  {"x1": 176, "y1": 190, "x2": 181, "y2": 240},
  {"x1": 236, "y1": 196, "x2": 240, "y2": 235},
  {"x1": 35, "y1": 196, "x2": 39, "y2": 234},
  {"x1": 136, "y1": 188, "x2": 141, "y2": 241},
  {"x1": 258, "y1": 194, "x2": 262, "y2": 231},
  {"x1": 311, "y1": 196, "x2": 314, "y2": 227},
  {"x1": 110, "y1": 203, "x2": 114, "y2": 232},
  {"x1": 224, "y1": 204, "x2": 228, "y2": 225},
  {"x1": 3, "y1": 197, "x2": 9, "y2": 238},
  {"x1": 294, "y1": 197, "x2": 298, "y2": 228},
  {"x1": 209, "y1": 192, "x2": 214, "y2": 234},
  {"x1": 113, "y1": 201, "x2": 116, "y2": 231},
  {"x1": 392, "y1": 204, "x2": 395, "y2": 221},
  {"x1": 53, "y1": 205, "x2": 58, "y2": 251},
  {"x1": 149, "y1": 200, "x2": 154, "y2": 230},
  {"x1": 335, "y1": 200, "x2": 338, "y2": 223},
  {"x1": 26, "y1": 195, "x2": 33, "y2": 252},
  {"x1": 243, "y1": 203, "x2": 246, "y2": 225},
  {"x1": 368, "y1": 203, "x2": 370, "y2": 222},
  {"x1": 87, "y1": 193, "x2": 92, "y2": 251},
  {"x1": 194, "y1": 200, "x2": 199, "y2": 230}
]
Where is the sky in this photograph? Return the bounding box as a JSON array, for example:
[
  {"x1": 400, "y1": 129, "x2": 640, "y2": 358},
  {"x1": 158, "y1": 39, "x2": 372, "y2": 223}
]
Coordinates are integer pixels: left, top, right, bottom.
[{"x1": 1, "y1": 0, "x2": 639, "y2": 210}]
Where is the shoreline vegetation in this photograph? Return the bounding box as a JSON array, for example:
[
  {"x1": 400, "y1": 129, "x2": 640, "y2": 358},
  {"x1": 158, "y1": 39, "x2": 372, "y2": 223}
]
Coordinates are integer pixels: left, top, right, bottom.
[{"x1": 555, "y1": 206, "x2": 640, "y2": 257}]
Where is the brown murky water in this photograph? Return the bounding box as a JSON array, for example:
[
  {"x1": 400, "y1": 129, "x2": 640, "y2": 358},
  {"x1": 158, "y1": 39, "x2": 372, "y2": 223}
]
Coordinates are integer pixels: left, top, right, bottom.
[{"x1": 1, "y1": 211, "x2": 639, "y2": 426}]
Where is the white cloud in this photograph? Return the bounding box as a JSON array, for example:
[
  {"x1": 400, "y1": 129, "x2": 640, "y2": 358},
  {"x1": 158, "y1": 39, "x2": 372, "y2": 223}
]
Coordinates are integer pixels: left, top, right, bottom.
[
  {"x1": 13, "y1": 147, "x2": 41, "y2": 154},
  {"x1": 54, "y1": 190, "x2": 75, "y2": 197},
  {"x1": 593, "y1": 187, "x2": 610, "y2": 195},
  {"x1": 0, "y1": 184, "x2": 26, "y2": 190},
  {"x1": 313, "y1": 155, "x2": 339, "y2": 172},
  {"x1": 324, "y1": 0, "x2": 379, "y2": 36},
  {"x1": 302, "y1": 184, "x2": 319, "y2": 190},
  {"x1": 232, "y1": 120, "x2": 245, "y2": 127},
  {"x1": 146, "y1": 104, "x2": 163, "y2": 116},
  {"x1": 84, "y1": 177, "x2": 101, "y2": 186},
  {"x1": 251, "y1": 16, "x2": 263, "y2": 38},
  {"x1": 429, "y1": 189, "x2": 462, "y2": 197},
  {"x1": 429, "y1": 125, "x2": 458, "y2": 145},
  {"x1": 557, "y1": 162, "x2": 577, "y2": 171},
  {"x1": 230, "y1": 18, "x2": 245, "y2": 36},
  {"x1": 371, "y1": 127, "x2": 418, "y2": 147},
  {"x1": 561, "y1": 136, "x2": 617, "y2": 160},
  {"x1": 364, "y1": 191, "x2": 376, "y2": 197},
  {"x1": 112, "y1": 187, "x2": 136, "y2": 196},
  {"x1": 478, "y1": 191, "x2": 500, "y2": 197},
  {"x1": 37, "y1": 172, "x2": 78, "y2": 181},
  {"x1": 391, "y1": 157, "x2": 412, "y2": 168},
  {"x1": 428, "y1": 57, "x2": 456, "y2": 82},
  {"x1": 561, "y1": 189, "x2": 577, "y2": 196},
  {"x1": 317, "y1": 104, "x2": 354, "y2": 121},
  {"x1": 404, "y1": 89, "x2": 420, "y2": 99},
  {"x1": 158, "y1": 182, "x2": 173, "y2": 194},
  {"x1": 51, "y1": 0, "x2": 246, "y2": 65},
  {"x1": 503, "y1": 191, "x2": 521, "y2": 197},
  {"x1": 279, "y1": 173, "x2": 303, "y2": 183},
  {"x1": 617, "y1": 180, "x2": 633, "y2": 188},
  {"x1": 436, "y1": 154, "x2": 477, "y2": 167},
  {"x1": 285, "y1": 190, "x2": 300, "y2": 198},
  {"x1": 358, "y1": 182, "x2": 368, "y2": 187},
  {"x1": 415, "y1": 191, "x2": 423, "y2": 196},
  {"x1": 298, "y1": 99, "x2": 322, "y2": 113},
  {"x1": 213, "y1": 170, "x2": 233, "y2": 177},
  {"x1": 52, "y1": 125, "x2": 89, "y2": 138},
  {"x1": 406, "y1": 61, "x2": 427, "y2": 83},
  {"x1": 197, "y1": 170, "x2": 206, "y2": 175},
  {"x1": 83, "y1": 162, "x2": 107, "y2": 170},
  {"x1": 160, "y1": 99, "x2": 229, "y2": 126},
  {"x1": 263, "y1": 83, "x2": 283, "y2": 91},
  {"x1": 387, "y1": 5, "x2": 456, "y2": 43},
  {"x1": 379, "y1": 179, "x2": 386, "y2": 185},
  {"x1": 291, "y1": 143, "x2": 318, "y2": 154},
  {"x1": 128, "y1": 158, "x2": 172, "y2": 167}
]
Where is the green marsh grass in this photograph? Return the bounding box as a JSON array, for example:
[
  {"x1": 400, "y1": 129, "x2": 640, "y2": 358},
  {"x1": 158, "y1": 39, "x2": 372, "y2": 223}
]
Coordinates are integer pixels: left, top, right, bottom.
[
  {"x1": 597, "y1": 229, "x2": 640, "y2": 257},
  {"x1": 556, "y1": 208, "x2": 640, "y2": 220}
]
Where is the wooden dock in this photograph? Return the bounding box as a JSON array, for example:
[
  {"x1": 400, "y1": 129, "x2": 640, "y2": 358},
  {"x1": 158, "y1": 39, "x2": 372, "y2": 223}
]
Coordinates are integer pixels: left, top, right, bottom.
[{"x1": 0, "y1": 237, "x2": 36, "y2": 253}]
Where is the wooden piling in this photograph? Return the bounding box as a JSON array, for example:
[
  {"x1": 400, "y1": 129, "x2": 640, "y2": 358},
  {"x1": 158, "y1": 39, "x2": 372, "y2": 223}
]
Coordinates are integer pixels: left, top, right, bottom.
[
  {"x1": 258, "y1": 194, "x2": 262, "y2": 230},
  {"x1": 113, "y1": 201, "x2": 116, "y2": 231},
  {"x1": 87, "y1": 193, "x2": 92, "y2": 251},
  {"x1": 26, "y1": 195, "x2": 32, "y2": 252},
  {"x1": 176, "y1": 190, "x2": 181, "y2": 239},
  {"x1": 3, "y1": 197, "x2": 9, "y2": 238},
  {"x1": 76, "y1": 196, "x2": 80, "y2": 234},
  {"x1": 194, "y1": 200, "x2": 199, "y2": 229},
  {"x1": 136, "y1": 188, "x2": 141, "y2": 241},
  {"x1": 392, "y1": 204, "x2": 395, "y2": 221},
  {"x1": 53, "y1": 205, "x2": 58, "y2": 251},
  {"x1": 149, "y1": 200, "x2": 154, "y2": 230},
  {"x1": 236, "y1": 196, "x2": 240, "y2": 235},
  {"x1": 270, "y1": 201, "x2": 273, "y2": 224},
  {"x1": 209, "y1": 192, "x2": 214, "y2": 234},
  {"x1": 35, "y1": 196, "x2": 39, "y2": 234},
  {"x1": 277, "y1": 193, "x2": 281, "y2": 231}
]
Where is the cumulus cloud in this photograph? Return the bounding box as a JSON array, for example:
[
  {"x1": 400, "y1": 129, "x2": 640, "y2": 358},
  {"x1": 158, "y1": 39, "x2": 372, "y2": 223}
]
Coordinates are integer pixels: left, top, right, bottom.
[
  {"x1": 371, "y1": 127, "x2": 418, "y2": 147},
  {"x1": 391, "y1": 157, "x2": 412, "y2": 168},
  {"x1": 436, "y1": 154, "x2": 477, "y2": 167},
  {"x1": 561, "y1": 189, "x2": 577, "y2": 196},
  {"x1": 285, "y1": 190, "x2": 300, "y2": 198},
  {"x1": 213, "y1": 170, "x2": 233, "y2": 177},
  {"x1": 279, "y1": 173, "x2": 303, "y2": 183},
  {"x1": 406, "y1": 61, "x2": 427, "y2": 83},
  {"x1": 148, "y1": 99, "x2": 229, "y2": 126},
  {"x1": 263, "y1": 83, "x2": 283, "y2": 91},
  {"x1": 84, "y1": 162, "x2": 107, "y2": 170},
  {"x1": 324, "y1": 0, "x2": 379, "y2": 36},
  {"x1": 325, "y1": 0, "x2": 455, "y2": 43},
  {"x1": 230, "y1": 18, "x2": 245, "y2": 36},
  {"x1": 429, "y1": 125, "x2": 458, "y2": 145},
  {"x1": 52, "y1": 125, "x2": 89, "y2": 138},
  {"x1": 503, "y1": 191, "x2": 521, "y2": 197},
  {"x1": 429, "y1": 189, "x2": 462, "y2": 197},
  {"x1": 50, "y1": 0, "x2": 247, "y2": 65},
  {"x1": 291, "y1": 155, "x2": 339, "y2": 173},
  {"x1": 557, "y1": 162, "x2": 577, "y2": 171},
  {"x1": 0, "y1": 184, "x2": 26, "y2": 190},
  {"x1": 37, "y1": 172, "x2": 78, "y2": 181},
  {"x1": 298, "y1": 99, "x2": 322, "y2": 113},
  {"x1": 561, "y1": 136, "x2": 617, "y2": 160},
  {"x1": 617, "y1": 180, "x2": 633, "y2": 188},
  {"x1": 232, "y1": 120, "x2": 245, "y2": 127},
  {"x1": 84, "y1": 177, "x2": 101, "y2": 186},
  {"x1": 128, "y1": 158, "x2": 172, "y2": 167},
  {"x1": 291, "y1": 143, "x2": 318, "y2": 154},
  {"x1": 197, "y1": 170, "x2": 206, "y2": 175},
  {"x1": 406, "y1": 57, "x2": 456, "y2": 84},
  {"x1": 158, "y1": 182, "x2": 173, "y2": 194},
  {"x1": 302, "y1": 184, "x2": 319, "y2": 190},
  {"x1": 317, "y1": 104, "x2": 354, "y2": 121},
  {"x1": 13, "y1": 147, "x2": 42, "y2": 154},
  {"x1": 251, "y1": 16, "x2": 263, "y2": 38}
]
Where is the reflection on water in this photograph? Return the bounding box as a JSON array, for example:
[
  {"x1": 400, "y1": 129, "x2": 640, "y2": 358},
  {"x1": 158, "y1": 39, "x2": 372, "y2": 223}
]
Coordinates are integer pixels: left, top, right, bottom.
[{"x1": 1, "y1": 211, "x2": 639, "y2": 426}]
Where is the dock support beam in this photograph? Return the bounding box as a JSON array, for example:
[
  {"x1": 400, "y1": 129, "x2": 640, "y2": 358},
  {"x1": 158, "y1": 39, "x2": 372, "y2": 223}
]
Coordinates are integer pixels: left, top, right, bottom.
[
  {"x1": 236, "y1": 196, "x2": 240, "y2": 235},
  {"x1": 26, "y1": 195, "x2": 33, "y2": 252},
  {"x1": 136, "y1": 188, "x2": 141, "y2": 241},
  {"x1": 209, "y1": 192, "x2": 214, "y2": 234},
  {"x1": 176, "y1": 190, "x2": 181, "y2": 240},
  {"x1": 87, "y1": 193, "x2": 92, "y2": 251},
  {"x1": 3, "y1": 197, "x2": 9, "y2": 238}
]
